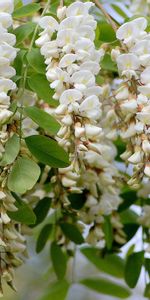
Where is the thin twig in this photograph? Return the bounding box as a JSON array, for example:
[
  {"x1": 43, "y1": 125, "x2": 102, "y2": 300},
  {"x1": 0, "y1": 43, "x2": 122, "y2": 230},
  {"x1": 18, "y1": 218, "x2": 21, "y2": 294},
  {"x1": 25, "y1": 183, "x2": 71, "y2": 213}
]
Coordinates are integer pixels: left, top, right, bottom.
[
  {"x1": 93, "y1": 0, "x2": 118, "y2": 32},
  {"x1": 60, "y1": 0, "x2": 64, "y2": 7}
]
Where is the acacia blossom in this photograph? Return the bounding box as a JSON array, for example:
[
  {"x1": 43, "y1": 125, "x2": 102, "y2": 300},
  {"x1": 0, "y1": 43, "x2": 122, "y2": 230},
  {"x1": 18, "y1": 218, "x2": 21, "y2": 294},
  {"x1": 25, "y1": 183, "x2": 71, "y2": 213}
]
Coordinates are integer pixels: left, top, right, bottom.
[
  {"x1": 36, "y1": 1, "x2": 124, "y2": 246},
  {"x1": 110, "y1": 17, "x2": 150, "y2": 188},
  {"x1": 0, "y1": 1, "x2": 26, "y2": 293}
]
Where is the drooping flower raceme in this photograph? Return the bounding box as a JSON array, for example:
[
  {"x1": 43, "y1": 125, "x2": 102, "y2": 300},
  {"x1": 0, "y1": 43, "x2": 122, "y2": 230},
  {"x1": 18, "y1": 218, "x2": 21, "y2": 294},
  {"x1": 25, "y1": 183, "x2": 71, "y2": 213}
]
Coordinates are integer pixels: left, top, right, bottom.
[
  {"x1": 110, "y1": 17, "x2": 150, "y2": 187},
  {"x1": 0, "y1": 1, "x2": 26, "y2": 293},
  {"x1": 36, "y1": 1, "x2": 123, "y2": 245}
]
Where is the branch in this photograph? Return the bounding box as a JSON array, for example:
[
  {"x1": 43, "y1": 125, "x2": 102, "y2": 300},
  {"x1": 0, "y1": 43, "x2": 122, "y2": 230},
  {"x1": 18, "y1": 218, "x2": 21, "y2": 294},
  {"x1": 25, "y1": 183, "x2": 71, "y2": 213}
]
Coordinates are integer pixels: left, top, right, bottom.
[{"x1": 92, "y1": 0, "x2": 118, "y2": 32}]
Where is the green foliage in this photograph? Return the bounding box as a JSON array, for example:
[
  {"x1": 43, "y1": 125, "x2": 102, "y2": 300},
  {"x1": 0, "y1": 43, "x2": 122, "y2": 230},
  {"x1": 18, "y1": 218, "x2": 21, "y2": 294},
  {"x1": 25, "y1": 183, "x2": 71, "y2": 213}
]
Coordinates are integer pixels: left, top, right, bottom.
[
  {"x1": 60, "y1": 223, "x2": 84, "y2": 244},
  {"x1": 28, "y1": 74, "x2": 58, "y2": 107},
  {"x1": 36, "y1": 224, "x2": 53, "y2": 253},
  {"x1": 101, "y1": 54, "x2": 118, "y2": 72},
  {"x1": 80, "y1": 278, "x2": 131, "y2": 298},
  {"x1": 144, "y1": 283, "x2": 150, "y2": 298},
  {"x1": 0, "y1": 134, "x2": 20, "y2": 166},
  {"x1": 13, "y1": 3, "x2": 41, "y2": 18},
  {"x1": 25, "y1": 135, "x2": 70, "y2": 168},
  {"x1": 8, "y1": 157, "x2": 41, "y2": 194},
  {"x1": 145, "y1": 258, "x2": 150, "y2": 277},
  {"x1": 27, "y1": 48, "x2": 46, "y2": 74},
  {"x1": 40, "y1": 280, "x2": 70, "y2": 300},
  {"x1": 119, "y1": 189, "x2": 138, "y2": 211},
  {"x1": 33, "y1": 197, "x2": 52, "y2": 227},
  {"x1": 9, "y1": 193, "x2": 36, "y2": 225},
  {"x1": 81, "y1": 247, "x2": 125, "y2": 278},
  {"x1": 50, "y1": 242, "x2": 67, "y2": 280},
  {"x1": 102, "y1": 215, "x2": 113, "y2": 250},
  {"x1": 14, "y1": 22, "x2": 36, "y2": 46},
  {"x1": 14, "y1": 0, "x2": 22, "y2": 9},
  {"x1": 98, "y1": 22, "x2": 116, "y2": 42},
  {"x1": 24, "y1": 107, "x2": 60, "y2": 135},
  {"x1": 125, "y1": 251, "x2": 144, "y2": 288},
  {"x1": 68, "y1": 192, "x2": 87, "y2": 210}
]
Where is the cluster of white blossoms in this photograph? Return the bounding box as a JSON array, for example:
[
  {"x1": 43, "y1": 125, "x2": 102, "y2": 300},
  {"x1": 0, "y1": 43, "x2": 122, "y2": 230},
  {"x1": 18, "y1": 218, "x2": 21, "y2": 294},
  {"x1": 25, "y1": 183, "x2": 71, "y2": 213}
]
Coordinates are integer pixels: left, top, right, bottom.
[
  {"x1": 110, "y1": 17, "x2": 150, "y2": 188},
  {"x1": 0, "y1": 0, "x2": 17, "y2": 155},
  {"x1": 37, "y1": 1, "x2": 123, "y2": 245},
  {"x1": 0, "y1": 1, "x2": 26, "y2": 293}
]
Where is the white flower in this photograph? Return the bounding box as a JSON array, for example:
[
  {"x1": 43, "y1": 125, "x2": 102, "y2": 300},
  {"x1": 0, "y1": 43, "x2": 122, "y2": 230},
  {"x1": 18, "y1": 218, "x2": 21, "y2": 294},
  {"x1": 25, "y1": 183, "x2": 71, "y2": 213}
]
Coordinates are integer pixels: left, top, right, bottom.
[
  {"x1": 41, "y1": 41, "x2": 58, "y2": 59},
  {"x1": 144, "y1": 164, "x2": 150, "y2": 177},
  {"x1": 120, "y1": 99, "x2": 137, "y2": 113},
  {"x1": 131, "y1": 40, "x2": 150, "y2": 66},
  {"x1": 128, "y1": 151, "x2": 143, "y2": 164},
  {"x1": 0, "y1": 12, "x2": 12, "y2": 28},
  {"x1": 57, "y1": 6, "x2": 67, "y2": 20},
  {"x1": 0, "y1": 0, "x2": 14, "y2": 13},
  {"x1": 117, "y1": 53, "x2": 140, "y2": 78},
  {"x1": 0, "y1": 79, "x2": 16, "y2": 92},
  {"x1": 59, "y1": 53, "x2": 78, "y2": 68},
  {"x1": 57, "y1": 29, "x2": 77, "y2": 47},
  {"x1": 0, "y1": 109, "x2": 12, "y2": 123},
  {"x1": 79, "y1": 95, "x2": 101, "y2": 120},
  {"x1": 116, "y1": 17, "x2": 147, "y2": 46},
  {"x1": 39, "y1": 16, "x2": 58, "y2": 31},
  {"x1": 142, "y1": 140, "x2": 150, "y2": 153},
  {"x1": 115, "y1": 86, "x2": 129, "y2": 100},
  {"x1": 71, "y1": 70, "x2": 95, "y2": 90},
  {"x1": 141, "y1": 67, "x2": 150, "y2": 84},
  {"x1": 60, "y1": 89, "x2": 82, "y2": 105},
  {"x1": 80, "y1": 61, "x2": 100, "y2": 75},
  {"x1": 85, "y1": 124, "x2": 102, "y2": 138},
  {"x1": 66, "y1": 1, "x2": 94, "y2": 17}
]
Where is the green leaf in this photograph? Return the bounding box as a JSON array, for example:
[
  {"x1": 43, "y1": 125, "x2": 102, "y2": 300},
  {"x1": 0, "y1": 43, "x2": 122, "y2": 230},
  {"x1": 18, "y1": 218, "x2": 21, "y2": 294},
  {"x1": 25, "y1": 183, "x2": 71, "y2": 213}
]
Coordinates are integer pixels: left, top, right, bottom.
[
  {"x1": 119, "y1": 208, "x2": 139, "y2": 242},
  {"x1": 14, "y1": 22, "x2": 36, "y2": 45},
  {"x1": 102, "y1": 215, "x2": 113, "y2": 250},
  {"x1": 80, "y1": 278, "x2": 130, "y2": 298},
  {"x1": 36, "y1": 224, "x2": 53, "y2": 253},
  {"x1": 99, "y1": 22, "x2": 116, "y2": 42},
  {"x1": 8, "y1": 157, "x2": 41, "y2": 194},
  {"x1": 13, "y1": 3, "x2": 41, "y2": 18},
  {"x1": 81, "y1": 247, "x2": 125, "y2": 278},
  {"x1": 145, "y1": 258, "x2": 150, "y2": 277},
  {"x1": 25, "y1": 135, "x2": 70, "y2": 168},
  {"x1": 119, "y1": 189, "x2": 138, "y2": 212},
  {"x1": 50, "y1": 242, "x2": 67, "y2": 280},
  {"x1": 14, "y1": 0, "x2": 22, "y2": 9},
  {"x1": 101, "y1": 54, "x2": 118, "y2": 72},
  {"x1": 28, "y1": 74, "x2": 58, "y2": 107},
  {"x1": 68, "y1": 192, "x2": 86, "y2": 210},
  {"x1": 125, "y1": 251, "x2": 144, "y2": 288},
  {"x1": 40, "y1": 280, "x2": 70, "y2": 300},
  {"x1": 60, "y1": 223, "x2": 84, "y2": 245},
  {"x1": 24, "y1": 107, "x2": 60, "y2": 135},
  {"x1": 26, "y1": 48, "x2": 46, "y2": 74},
  {"x1": 13, "y1": 49, "x2": 27, "y2": 77},
  {"x1": 144, "y1": 283, "x2": 150, "y2": 298},
  {"x1": 33, "y1": 197, "x2": 52, "y2": 227},
  {"x1": 0, "y1": 134, "x2": 20, "y2": 166},
  {"x1": 8, "y1": 193, "x2": 36, "y2": 225},
  {"x1": 120, "y1": 208, "x2": 139, "y2": 224}
]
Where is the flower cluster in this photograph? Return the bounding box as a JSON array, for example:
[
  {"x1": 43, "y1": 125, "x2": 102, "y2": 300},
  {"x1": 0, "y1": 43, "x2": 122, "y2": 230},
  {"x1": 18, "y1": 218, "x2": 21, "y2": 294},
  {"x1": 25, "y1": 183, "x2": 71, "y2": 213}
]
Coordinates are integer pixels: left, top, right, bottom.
[
  {"x1": 111, "y1": 17, "x2": 150, "y2": 187},
  {"x1": 36, "y1": 1, "x2": 123, "y2": 245},
  {"x1": 0, "y1": 1, "x2": 26, "y2": 293},
  {"x1": 0, "y1": 0, "x2": 17, "y2": 158}
]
